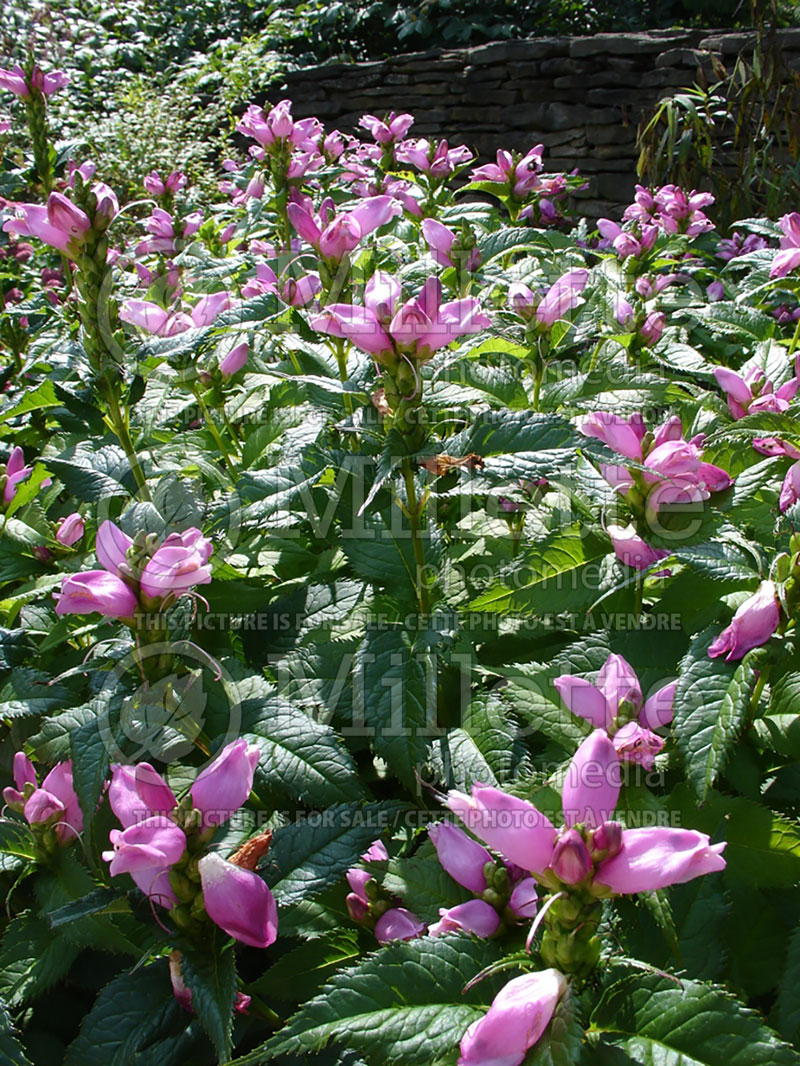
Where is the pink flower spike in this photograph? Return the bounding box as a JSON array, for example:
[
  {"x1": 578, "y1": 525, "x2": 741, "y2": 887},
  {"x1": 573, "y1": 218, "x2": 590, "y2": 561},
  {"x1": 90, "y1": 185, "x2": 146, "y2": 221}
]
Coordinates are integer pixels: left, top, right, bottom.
[
  {"x1": 102, "y1": 815, "x2": 186, "y2": 905},
  {"x1": 54, "y1": 571, "x2": 138, "y2": 620},
  {"x1": 561, "y1": 729, "x2": 621, "y2": 829},
  {"x1": 611, "y1": 721, "x2": 664, "y2": 770},
  {"x1": 133, "y1": 763, "x2": 178, "y2": 815},
  {"x1": 597, "y1": 653, "x2": 642, "y2": 716}
]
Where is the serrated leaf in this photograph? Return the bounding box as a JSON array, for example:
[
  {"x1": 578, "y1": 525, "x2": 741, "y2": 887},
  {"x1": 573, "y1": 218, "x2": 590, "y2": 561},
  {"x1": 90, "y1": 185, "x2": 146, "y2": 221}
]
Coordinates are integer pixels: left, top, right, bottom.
[
  {"x1": 233, "y1": 936, "x2": 504, "y2": 1066},
  {"x1": 264, "y1": 801, "x2": 408, "y2": 906},
  {"x1": 673, "y1": 626, "x2": 758, "y2": 800},
  {"x1": 64, "y1": 960, "x2": 179, "y2": 1066},
  {"x1": 0, "y1": 914, "x2": 80, "y2": 1008},
  {"x1": 528, "y1": 987, "x2": 585, "y2": 1066},
  {"x1": 777, "y1": 924, "x2": 800, "y2": 1046},
  {"x1": 70, "y1": 716, "x2": 111, "y2": 834},
  {"x1": 244, "y1": 697, "x2": 362, "y2": 806},
  {"x1": 0, "y1": 997, "x2": 32, "y2": 1066},
  {"x1": 180, "y1": 936, "x2": 237, "y2": 1064},
  {"x1": 354, "y1": 626, "x2": 432, "y2": 789},
  {"x1": 249, "y1": 931, "x2": 362, "y2": 1003},
  {"x1": 590, "y1": 970, "x2": 800, "y2": 1066}
]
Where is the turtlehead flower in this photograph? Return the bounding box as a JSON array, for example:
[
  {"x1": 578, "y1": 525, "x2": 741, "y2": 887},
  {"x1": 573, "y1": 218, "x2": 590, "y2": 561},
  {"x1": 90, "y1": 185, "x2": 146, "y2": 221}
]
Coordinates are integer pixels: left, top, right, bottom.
[
  {"x1": 470, "y1": 145, "x2": 544, "y2": 198},
  {"x1": 3, "y1": 754, "x2": 83, "y2": 845},
  {"x1": 219, "y1": 341, "x2": 249, "y2": 378},
  {"x1": 54, "y1": 513, "x2": 84, "y2": 547},
  {"x1": 597, "y1": 218, "x2": 658, "y2": 259},
  {"x1": 554, "y1": 653, "x2": 674, "y2": 768},
  {"x1": 2, "y1": 446, "x2": 32, "y2": 505},
  {"x1": 580, "y1": 411, "x2": 731, "y2": 516},
  {"x1": 421, "y1": 218, "x2": 481, "y2": 272},
  {"x1": 236, "y1": 100, "x2": 320, "y2": 152},
  {"x1": 374, "y1": 907, "x2": 425, "y2": 943},
  {"x1": 714, "y1": 361, "x2": 799, "y2": 419},
  {"x1": 288, "y1": 193, "x2": 401, "y2": 262},
  {"x1": 780, "y1": 461, "x2": 800, "y2": 512},
  {"x1": 607, "y1": 523, "x2": 669, "y2": 572},
  {"x1": 771, "y1": 213, "x2": 800, "y2": 278},
  {"x1": 458, "y1": 969, "x2": 567, "y2": 1066},
  {"x1": 144, "y1": 170, "x2": 187, "y2": 196},
  {"x1": 396, "y1": 138, "x2": 473, "y2": 178},
  {"x1": 198, "y1": 853, "x2": 278, "y2": 948},
  {"x1": 120, "y1": 292, "x2": 232, "y2": 337},
  {"x1": 311, "y1": 272, "x2": 490, "y2": 365},
  {"x1": 4, "y1": 192, "x2": 91, "y2": 256},
  {"x1": 429, "y1": 899, "x2": 500, "y2": 939},
  {"x1": 0, "y1": 64, "x2": 69, "y2": 98},
  {"x1": 708, "y1": 581, "x2": 781, "y2": 661},
  {"x1": 359, "y1": 111, "x2": 414, "y2": 144},
  {"x1": 447, "y1": 730, "x2": 725, "y2": 894},
  {"x1": 717, "y1": 231, "x2": 768, "y2": 261}
]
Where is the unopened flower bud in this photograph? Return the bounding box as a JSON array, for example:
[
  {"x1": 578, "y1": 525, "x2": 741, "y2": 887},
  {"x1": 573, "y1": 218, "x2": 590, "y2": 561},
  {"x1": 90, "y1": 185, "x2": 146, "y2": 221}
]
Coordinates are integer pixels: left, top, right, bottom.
[
  {"x1": 550, "y1": 829, "x2": 593, "y2": 885},
  {"x1": 591, "y1": 820, "x2": 623, "y2": 861}
]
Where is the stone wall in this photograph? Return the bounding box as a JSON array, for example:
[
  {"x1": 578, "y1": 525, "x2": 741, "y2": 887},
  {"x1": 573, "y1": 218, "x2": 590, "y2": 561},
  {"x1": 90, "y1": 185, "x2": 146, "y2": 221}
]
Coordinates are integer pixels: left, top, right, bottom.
[{"x1": 265, "y1": 28, "x2": 800, "y2": 219}]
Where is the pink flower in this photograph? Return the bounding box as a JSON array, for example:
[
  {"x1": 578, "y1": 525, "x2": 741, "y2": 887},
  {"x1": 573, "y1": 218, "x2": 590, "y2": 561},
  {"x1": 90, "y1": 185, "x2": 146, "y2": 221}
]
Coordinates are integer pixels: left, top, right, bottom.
[
  {"x1": 535, "y1": 268, "x2": 588, "y2": 327},
  {"x1": 607, "y1": 523, "x2": 669, "y2": 571},
  {"x1": 780, "y1": 461, "x2": 800, "y2": 512},
  {"x1": 103, "y1": 816, "x2": 187, "y2": 906},
  {"x1": 508, "y1": 877, "x2": 539, "y2": 919},
  {"x1": 470, "y1": 145, "x2": 544, "y2": 197},
  {"x1": 55, "y1": 513, "x2": 84, "y2": 547},
  {"x1": 311, "y1": 272, "x2": 489, "y2": 364},
  {"x1": 0, "y1": 64, "x2": 69, "y2": 98},
  {"x1": 580, "y1": 413, "x2": 645, "y2": 461},
  {"x1": 561, "y1": 730, "x2": 621, "y2": 829},
  {"x1": 421, "y1": 218, "x2": 481, "y2": 272},
  {"x1": 429, "y1": 899, "x2": 500, "y2": 938},
  {"x1": 54, "y1": 572, "x2": 138, "y2": 620},
  {"x1": 708, "y1": 581, "x2": 781, "y2": 661},
  {"x1": 713, "y1": 364, "x2": 799, "y2": 419},
  {"x1": 4, "y1": 193, "x2": 91, "y2": 256},
  {"x1": 374, "y1": 907, "x2": 425, "y2": 943},
  {"x1": 550, "y1": 827, "x2": 593, "y2": 884},
  {"x1": 593, "y1": 827, "x2": 726, "y2": 893},
  {"x1": 288, "y1": 195, "x2": 401, "y2": 262},
  {"x1": 107, "y1": 762, "x2": 177, "y2": 828},
  {"x1": 198, "y1": 852, "x2": 279, "y2": 948},
  {"x1": 3, "y1": 446, "x2": 32, "y2": 504},
  {"x1": 396, "y1": 138, "x2": 473, "y2": 178},
  {"x1": 611, "y1": 721, "x2": 665, "y2": 768},
  {"x1": 446, "y1": 786, "x2": 557, "y2": 874},
  {"x1": 771, "y1": 213, "x2": 800, "y2": 278},
  {"x1": 707, "y1": 281, "x2": 725, "y2": 301},
  {"x1": 640, "y1": 310, "x2": 665, "y2": 346},
  {"x1": 119, "y1": 301, "x2": 193, "y2": 337},
  {"x1": 219, "y1": 341, "x2": 249, "y2": 378},
  {"x1": 597, "y1": 218, "x2": 657, "y2": 259},
  {"x1": 458, "y1": 969, "x2": 567, "y2": 1066},
  {"x1": 139, "y1": 528, "x2": 213, "y2": 603},
  {"x1": 428, "y1": 821, "x2": 492, "y2": 894},
  {"x1": 359, "y1": 112, "x2": 414, "y2": 144},
  {"x1": 95, "y1": 520, "x2": 133, "y2": 577},
  {"x1": 4, "y1": 757, "x2": 83, "y2": 845},
  {"x1": 189, "y1": 739, "x2": 260, "y2": 827}
]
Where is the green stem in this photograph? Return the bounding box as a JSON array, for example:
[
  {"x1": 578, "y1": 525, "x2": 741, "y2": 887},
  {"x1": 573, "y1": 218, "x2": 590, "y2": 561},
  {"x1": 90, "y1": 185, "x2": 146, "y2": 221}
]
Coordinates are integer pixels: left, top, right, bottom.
[
  {"x1": 333, "y1": 339, "x2": 354, "y2": 418},
  {"x1": 402, "y1": 457, "x2": 431, "y2": 615},
  {"x1": 102, "y1": 379, "x2": 151, "y2": 501},
  {"x1": 193, "y1": 386, "x2": 238, "y2": 480},
  {"x1": 788, "y1": 314, "x2": 800, "y2": 357}
]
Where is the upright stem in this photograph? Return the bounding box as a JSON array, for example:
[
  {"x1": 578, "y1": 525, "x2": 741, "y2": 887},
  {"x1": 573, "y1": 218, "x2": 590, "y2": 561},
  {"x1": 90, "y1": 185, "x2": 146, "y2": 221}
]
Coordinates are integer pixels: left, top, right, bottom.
[
  {"x1": 402, "y1": 457, "x2": 430, "y2": 615},
  {"x1": 101, "y1": 378, "x2": 151, "y2": 501},
  {"x1": 333, "y1": 339, "x2": 354, "y2": 418},
  {"x1": 193, "y1": 385, "x2": 239, "y2": 481}
]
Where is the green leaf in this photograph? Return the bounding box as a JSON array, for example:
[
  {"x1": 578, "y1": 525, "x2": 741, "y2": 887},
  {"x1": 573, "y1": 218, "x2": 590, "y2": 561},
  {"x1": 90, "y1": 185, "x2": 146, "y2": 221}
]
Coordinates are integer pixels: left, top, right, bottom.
[
  {"x1": 64, "y1": 960, "x2": 180, "y2": 1066},
  {"x1": 0, "y1": 669, "x2": 74, "y2": 718},
  {"x1": 249, "y1": 931, "x2": 362, "y2": 1003},
  {"x1": 45, "y1": 887, "x2": 129, "y2": 929},
  {"x1": 0, "y1": 997, "x2": 32, "y2": 1066},
  {"x1": 179, "y1": 935, "x2": 237, "y2": 1064},
  {"x1": 590, "y1": 970, "x2": 800, "y2": 1065},
  {"x1": 233, "y1": 936, "x2": 504, "y2": 1065},
  {"x1": 777, "y1": 924, "x2": 800, "y2": 1046},
  {"x1": 469, "y1": 526, "x2": 609, "y2": 616},
  {"x1": 354, "y1": 626, "x2": 432, "y2": 790},
  {"x1": 244, "y1": 697, "x2": 362, "y2": 806},
  {"x1": 70, "y1": 715, "x2": 111, "y2": 835},
  {"x1": 264, "y1": 801, "x2": 408, "y2": 906},
  {"x1": 673, "y1": 626, "x2": 758, "y2": 800},
  {"x1": 44, "y1": 456, "x2": 129, "y2": 502},
  {"x1": 0, "y1": 914, "x2": 80, "y2": 1008},
  {"x1": 0, "y1": 380, "x2": 59, "y2": 424}
]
